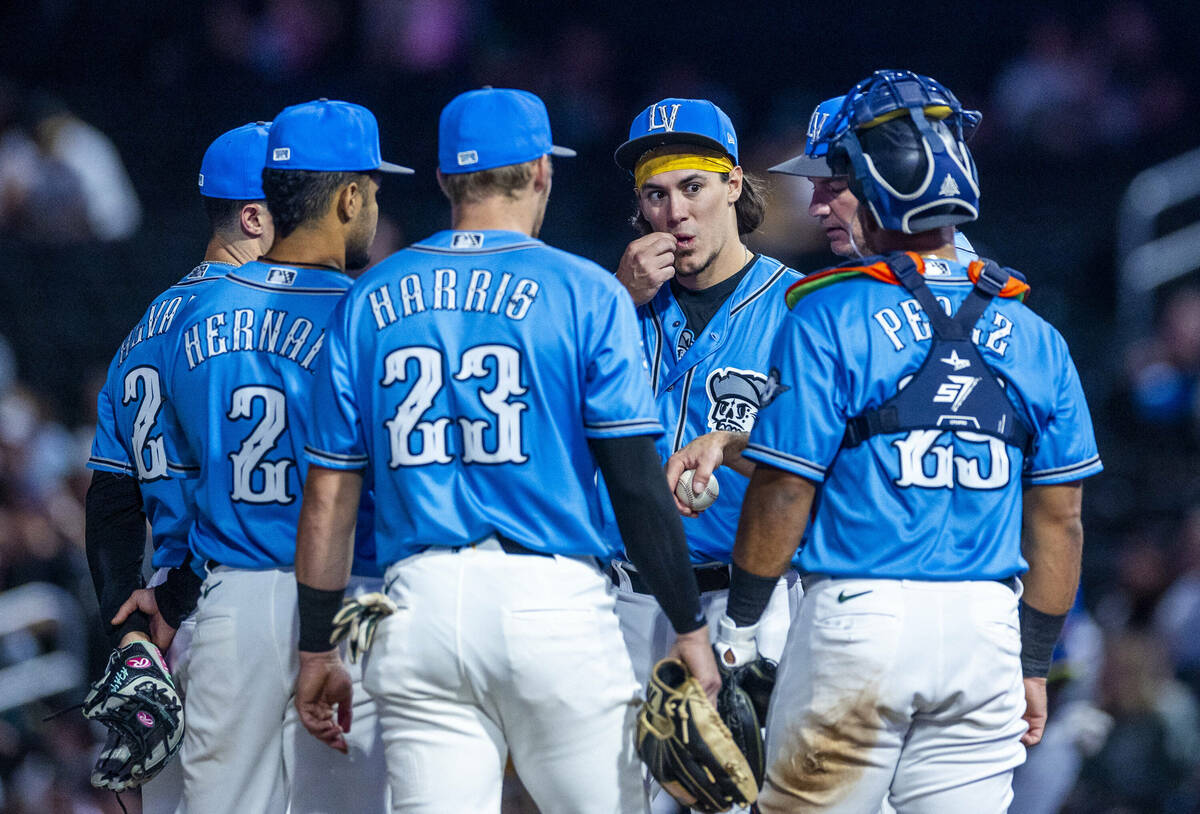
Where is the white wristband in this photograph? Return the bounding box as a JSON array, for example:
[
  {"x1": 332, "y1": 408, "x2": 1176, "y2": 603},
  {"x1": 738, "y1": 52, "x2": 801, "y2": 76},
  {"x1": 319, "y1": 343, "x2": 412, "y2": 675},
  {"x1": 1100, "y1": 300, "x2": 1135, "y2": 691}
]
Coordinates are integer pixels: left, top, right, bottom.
[{"x1": 714, "y1": 614, "x2": 760, "y2": 668}]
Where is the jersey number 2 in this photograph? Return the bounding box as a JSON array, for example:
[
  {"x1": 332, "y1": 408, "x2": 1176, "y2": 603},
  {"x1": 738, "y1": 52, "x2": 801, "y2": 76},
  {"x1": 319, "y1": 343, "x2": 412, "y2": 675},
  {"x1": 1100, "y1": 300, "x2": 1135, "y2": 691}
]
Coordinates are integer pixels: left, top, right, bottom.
[
  {"x1": 123, "y1": 366, "x2": 168, "y2": 481},
  {"x1": 228, "y1": 385, "x2": 294, "y2": 504},
  {"x1": 383, "y1": 344, "x2": 528, "y2": 467}
]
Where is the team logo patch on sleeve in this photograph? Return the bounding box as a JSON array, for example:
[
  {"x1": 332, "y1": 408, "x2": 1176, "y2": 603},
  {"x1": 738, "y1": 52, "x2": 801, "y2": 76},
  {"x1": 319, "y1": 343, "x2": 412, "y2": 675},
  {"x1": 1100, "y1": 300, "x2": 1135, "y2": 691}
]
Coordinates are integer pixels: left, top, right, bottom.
[
  {"x1": 706, "y1": 367, "x2": 768, "y2": 432},
  {"x1": 759, "y1": 367, "x2": 790, "y2": 409}
]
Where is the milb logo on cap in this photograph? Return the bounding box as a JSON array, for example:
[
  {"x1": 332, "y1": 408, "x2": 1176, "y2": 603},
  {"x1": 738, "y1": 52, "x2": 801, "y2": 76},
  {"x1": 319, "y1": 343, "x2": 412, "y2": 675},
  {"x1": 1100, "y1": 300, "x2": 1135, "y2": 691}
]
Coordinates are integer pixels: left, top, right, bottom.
[
  {"x1": 457, "y1": 150, "x2": 479, "y2": 166},
  {"x1": 273, "y1": 147, "x2": 291, "y2": 162}
]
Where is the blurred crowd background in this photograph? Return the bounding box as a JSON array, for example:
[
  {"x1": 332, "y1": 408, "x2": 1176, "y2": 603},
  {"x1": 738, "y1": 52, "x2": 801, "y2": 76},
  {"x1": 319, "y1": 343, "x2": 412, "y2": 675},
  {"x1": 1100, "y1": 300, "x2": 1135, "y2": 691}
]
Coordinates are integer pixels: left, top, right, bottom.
[{"x1": 1, "y1": 1, "x2": 1199, "y2": 812}]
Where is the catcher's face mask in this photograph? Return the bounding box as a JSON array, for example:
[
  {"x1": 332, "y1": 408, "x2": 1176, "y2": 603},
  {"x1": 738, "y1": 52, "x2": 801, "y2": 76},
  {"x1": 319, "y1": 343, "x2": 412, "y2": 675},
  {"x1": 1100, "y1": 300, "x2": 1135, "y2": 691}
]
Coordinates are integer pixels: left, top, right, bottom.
[{"x1": 826, "y1": 69, "x2": 981, "y2": 234}]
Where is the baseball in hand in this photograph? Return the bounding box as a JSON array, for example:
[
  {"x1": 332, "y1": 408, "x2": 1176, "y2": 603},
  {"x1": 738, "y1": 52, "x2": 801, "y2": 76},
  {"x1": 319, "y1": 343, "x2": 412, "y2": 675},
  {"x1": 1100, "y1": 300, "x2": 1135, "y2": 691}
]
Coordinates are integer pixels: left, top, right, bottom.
[{"x1": 675, "y1": 469, "x2": 719, "y2": 512}]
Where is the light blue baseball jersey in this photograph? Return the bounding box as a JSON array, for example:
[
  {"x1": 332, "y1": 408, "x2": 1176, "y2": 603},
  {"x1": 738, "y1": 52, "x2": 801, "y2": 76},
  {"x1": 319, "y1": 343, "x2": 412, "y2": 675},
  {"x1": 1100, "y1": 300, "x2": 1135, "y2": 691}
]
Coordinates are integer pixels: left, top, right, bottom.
[
  {"x1": 745, "y1": 257, "x2": 1102, "y2": 580},
  {"x1": 153, "y1": 261, "x2": 376, "y2": 573},
  {"x1": 630, "y1": 255, "x2": 801, "y2": 564},
  {"x1": 88, "y1": 262, "x2": 234, "y2": 569},
  {"x1": 304, "y1": 229, "x2": 663, "y2": 566}
]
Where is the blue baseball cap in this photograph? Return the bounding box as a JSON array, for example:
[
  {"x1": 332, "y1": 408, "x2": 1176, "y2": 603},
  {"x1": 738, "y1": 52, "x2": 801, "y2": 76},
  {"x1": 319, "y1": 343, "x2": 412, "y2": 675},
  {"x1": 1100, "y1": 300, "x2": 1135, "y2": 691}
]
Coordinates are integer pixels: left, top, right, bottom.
[
  {"x1": 438, "y1": 88, "x2": 575, "y2": 175},
  {"x1": 614, "y1": 98, "x2": 739, "y2": 172},
  {"x1": 198, "y1": 121, "x2": 271, "y2": 199},
  {"x1": 265, "y1": 98, "x2": 413, "y2": 174},
  {"x1": 769, "y1": 96, "x2": 846, "y2": 178}
]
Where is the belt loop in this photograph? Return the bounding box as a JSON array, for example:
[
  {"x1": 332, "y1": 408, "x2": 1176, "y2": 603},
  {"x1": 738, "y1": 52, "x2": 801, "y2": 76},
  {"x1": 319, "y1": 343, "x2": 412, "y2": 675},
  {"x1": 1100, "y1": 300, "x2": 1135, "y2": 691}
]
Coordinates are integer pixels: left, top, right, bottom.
[
  {"x1": 609, "y1": 560, "x2": 634, "y2": 592},
  {"x1": 800, "y1": 573, "x2": 828, "y2": 593}
]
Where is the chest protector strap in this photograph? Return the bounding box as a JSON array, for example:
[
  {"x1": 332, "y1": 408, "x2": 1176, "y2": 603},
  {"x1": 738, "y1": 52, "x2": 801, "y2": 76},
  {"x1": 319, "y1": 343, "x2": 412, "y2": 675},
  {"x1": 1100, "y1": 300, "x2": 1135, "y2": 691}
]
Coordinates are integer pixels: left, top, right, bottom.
[{"x1": 842, "y1": 253, "x2": 1034, "y2": 453}]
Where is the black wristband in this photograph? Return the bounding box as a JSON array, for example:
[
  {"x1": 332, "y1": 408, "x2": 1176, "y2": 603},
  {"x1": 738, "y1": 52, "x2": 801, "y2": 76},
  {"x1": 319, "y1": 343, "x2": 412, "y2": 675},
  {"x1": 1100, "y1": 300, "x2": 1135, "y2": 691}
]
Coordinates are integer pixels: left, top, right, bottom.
[
  {"x1": 1019, "y1": 601, "x2": 1067, "y2": 678},
  {"x1": 726, "y1": 563, "x2": 779, "y2": 627},
  {"x1": 155, "y1": 563, "x2": 203, "y2": 629},
  {"x1": 114, "y1": 610, "x2": 151, "y2": 646},
  {"x1": 297, "y1": 582, "x2": 345, "y2": 652}
]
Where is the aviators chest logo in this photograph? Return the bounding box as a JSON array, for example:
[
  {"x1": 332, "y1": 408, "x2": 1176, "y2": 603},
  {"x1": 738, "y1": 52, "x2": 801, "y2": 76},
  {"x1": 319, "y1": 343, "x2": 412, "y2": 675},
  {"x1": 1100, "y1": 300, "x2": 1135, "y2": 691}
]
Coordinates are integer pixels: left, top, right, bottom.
[
  {"x1": 648, "y1": 103, "x2": 681, "y2": 132},
  {"x1": 675, "y1": 328, "x2": 694, "y2": 360},
  {"x1": 705, "y1": 367, "x2": 768, "y2": 432}
]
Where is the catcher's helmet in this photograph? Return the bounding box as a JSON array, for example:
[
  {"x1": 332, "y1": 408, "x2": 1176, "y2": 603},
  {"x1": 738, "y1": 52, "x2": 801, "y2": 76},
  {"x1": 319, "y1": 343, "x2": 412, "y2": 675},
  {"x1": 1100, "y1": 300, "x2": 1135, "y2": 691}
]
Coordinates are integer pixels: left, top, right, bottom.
[{"x1": 826, "y1": 70, "x2": 980, "y2": 233}]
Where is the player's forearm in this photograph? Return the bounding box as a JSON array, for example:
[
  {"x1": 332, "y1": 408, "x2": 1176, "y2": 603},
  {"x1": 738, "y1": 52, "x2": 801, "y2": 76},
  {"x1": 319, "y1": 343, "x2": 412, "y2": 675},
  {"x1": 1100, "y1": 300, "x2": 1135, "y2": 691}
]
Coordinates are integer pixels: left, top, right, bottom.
[
  {"x1": 1020, "y1": 483, "x2": 1084, "y2": 615},
  {"x1": 717, "y1": 431, "x2": 755, "y2": 477},
  {"x1": 1018, "y1": 483, "x2": 1083, "y2": 678},
  {"x1": 85, "y1": 470, "x2": 152, "y2": 646},
  {"x1": 296, "y1": 466, "x2": 363, "y2": 653},
  {"x1": 590, "y1": 434, "x2": 705, "y2": 634},
  {"x1": 732, "y1": 465, "x2": 813, "y2": 579},
  {"x1": 295, "y1": 466, "x2": 363, "y2": 591},
  {"x1": 724, "y1": 466, "x2": 812, "y2": 627}
]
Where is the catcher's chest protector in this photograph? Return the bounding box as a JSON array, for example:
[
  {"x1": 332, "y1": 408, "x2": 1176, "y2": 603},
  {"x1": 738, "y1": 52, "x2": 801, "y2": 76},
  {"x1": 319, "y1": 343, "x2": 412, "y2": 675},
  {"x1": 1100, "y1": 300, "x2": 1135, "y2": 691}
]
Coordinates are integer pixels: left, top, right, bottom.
[{"x1": 841, "y1": 253, "x2": 1033, "y2": 454}]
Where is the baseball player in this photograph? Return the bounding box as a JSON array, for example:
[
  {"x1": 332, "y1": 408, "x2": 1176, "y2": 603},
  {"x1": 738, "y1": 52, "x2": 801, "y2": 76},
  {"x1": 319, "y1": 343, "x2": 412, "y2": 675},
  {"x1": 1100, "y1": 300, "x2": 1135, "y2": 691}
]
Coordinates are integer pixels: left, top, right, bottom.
[
  {"x1": 148, "y1": 99, "x2": 410, "y2": 813},
  {"x1": 85, "y1": 120, "x2": 273, "y2": 812},
  {"x1": 608, "y1": 99, "x2": 801, "y2": 690},
  {"x1": 715, "y1": 70, "x2": 1103, "y2": 812},
  {"x1": 771, "y1": 94, "x2": 980, "y2": 264},
  {"x1": 292, "y1": 87, "x2": 720, "y2": 814}
]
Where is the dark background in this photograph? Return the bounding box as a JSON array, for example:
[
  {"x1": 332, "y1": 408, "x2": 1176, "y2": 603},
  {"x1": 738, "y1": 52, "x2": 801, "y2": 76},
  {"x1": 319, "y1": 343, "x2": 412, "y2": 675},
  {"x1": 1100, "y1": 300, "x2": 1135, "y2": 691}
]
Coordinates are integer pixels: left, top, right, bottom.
[{"x1": 1, "y1": 1, "x2": 1199, "y2": 811}]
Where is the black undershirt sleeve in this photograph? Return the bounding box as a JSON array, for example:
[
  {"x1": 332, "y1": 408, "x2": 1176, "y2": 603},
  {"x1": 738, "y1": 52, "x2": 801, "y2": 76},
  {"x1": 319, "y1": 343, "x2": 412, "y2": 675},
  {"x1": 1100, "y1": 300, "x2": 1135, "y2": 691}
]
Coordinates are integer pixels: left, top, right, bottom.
[
  {"x1": 85, "y1": 469, "x2": 152, "y2": 647},
  {"x1": 155, "y1": 556, "x2": 203, "y2": 630},
  {"x1": 589, "y1": 434, "x2": 704, "y2": 634}
]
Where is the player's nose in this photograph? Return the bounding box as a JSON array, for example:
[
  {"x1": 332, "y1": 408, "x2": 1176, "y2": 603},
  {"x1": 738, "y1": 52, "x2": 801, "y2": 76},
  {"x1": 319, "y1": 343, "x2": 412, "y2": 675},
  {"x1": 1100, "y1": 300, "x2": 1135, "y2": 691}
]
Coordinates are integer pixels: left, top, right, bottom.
[{"x1": 665, "y1": 192, "x2": 688, "y2": 223}]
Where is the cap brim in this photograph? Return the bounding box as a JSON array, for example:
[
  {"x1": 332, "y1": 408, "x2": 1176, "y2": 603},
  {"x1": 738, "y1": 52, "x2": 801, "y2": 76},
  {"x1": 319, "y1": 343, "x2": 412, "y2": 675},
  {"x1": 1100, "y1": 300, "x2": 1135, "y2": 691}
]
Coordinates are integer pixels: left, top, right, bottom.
[
  {"x1": 378, "y1": 160, "x2": 415, "y2": 175},
  {"x1": 613, "y1": 133, "x2": 731, "y2": 172},
  {"x1": 550, "y1": 145, "x2": 576, "y2": 158},
  {"x1": 768, "y1": 154, "x2": 837, "y2": 178}
]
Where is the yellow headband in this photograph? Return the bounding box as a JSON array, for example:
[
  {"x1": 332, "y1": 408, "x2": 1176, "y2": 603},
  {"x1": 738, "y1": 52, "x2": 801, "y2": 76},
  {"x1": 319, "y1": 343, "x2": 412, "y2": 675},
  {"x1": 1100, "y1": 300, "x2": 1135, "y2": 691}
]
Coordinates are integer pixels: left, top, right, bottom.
[
  {"x1": 634, "y1": 146, "x2": 735, "y2": 189},
  {"x1": 859, "y1": 104, "x2": 953, "y2": 130}
]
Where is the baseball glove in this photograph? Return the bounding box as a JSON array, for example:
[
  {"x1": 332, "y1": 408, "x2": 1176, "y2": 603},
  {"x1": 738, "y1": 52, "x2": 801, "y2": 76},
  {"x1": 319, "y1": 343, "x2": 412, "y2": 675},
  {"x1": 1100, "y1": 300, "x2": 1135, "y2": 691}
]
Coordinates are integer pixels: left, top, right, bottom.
[
  {"x1": 637, "y1": 658, "x2": 758, "y2": 813},
  {"x1": 716, "y1": 654, "x2": 777, "y2": 788},
  {"x1": 330, "y1": 591, "x2": 397, "y2": 663},
  {"x1": 82, "y1": 640, "x2": 184, "y2": 790}
]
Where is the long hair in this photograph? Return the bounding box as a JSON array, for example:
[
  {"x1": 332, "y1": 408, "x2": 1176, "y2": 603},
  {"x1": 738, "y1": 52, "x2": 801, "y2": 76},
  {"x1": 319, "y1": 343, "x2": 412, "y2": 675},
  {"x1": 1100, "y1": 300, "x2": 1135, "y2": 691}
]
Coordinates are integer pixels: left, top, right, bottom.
[{"x1": 629, "y1": 171, "x2": 767, "y2": 236}]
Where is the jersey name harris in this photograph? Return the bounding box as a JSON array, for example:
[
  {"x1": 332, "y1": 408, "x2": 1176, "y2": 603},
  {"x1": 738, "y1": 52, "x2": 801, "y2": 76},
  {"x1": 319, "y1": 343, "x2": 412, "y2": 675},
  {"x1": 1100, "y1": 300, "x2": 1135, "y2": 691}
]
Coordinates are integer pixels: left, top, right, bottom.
[
  {"x1": 364, "y1": 267, "x2": 540, "y2": 331},
  {"x1": 181, "y1": 308, "x2": 326, "y2": 372}
]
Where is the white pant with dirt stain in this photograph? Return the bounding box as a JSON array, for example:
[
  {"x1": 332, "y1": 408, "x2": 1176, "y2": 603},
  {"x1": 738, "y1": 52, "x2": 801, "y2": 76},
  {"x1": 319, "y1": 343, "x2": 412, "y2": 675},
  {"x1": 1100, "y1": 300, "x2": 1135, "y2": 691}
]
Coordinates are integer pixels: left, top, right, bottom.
[{"x1": 759, "y1": 577, "x2": 1028, "y2": 814}]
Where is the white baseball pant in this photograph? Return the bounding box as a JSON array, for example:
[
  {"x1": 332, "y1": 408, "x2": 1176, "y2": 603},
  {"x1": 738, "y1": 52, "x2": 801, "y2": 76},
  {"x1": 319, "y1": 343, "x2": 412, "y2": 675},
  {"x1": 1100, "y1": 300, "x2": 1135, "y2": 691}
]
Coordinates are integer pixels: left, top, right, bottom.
[
  {"x1": 363, "y1": 537, "x2": 646, "y2": 814},
  {"x1": 179, "y1": 566, "x2": 387, "y2": 814},
  {"x1": 758, "y1": 577, "x2": 1028, "y2": 813}
]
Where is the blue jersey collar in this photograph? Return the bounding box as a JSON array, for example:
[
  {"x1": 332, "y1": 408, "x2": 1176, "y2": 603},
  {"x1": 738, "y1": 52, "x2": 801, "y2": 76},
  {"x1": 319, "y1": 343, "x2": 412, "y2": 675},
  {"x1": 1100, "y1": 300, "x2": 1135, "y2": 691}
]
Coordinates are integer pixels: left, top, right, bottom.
[{"x1": 412, "y1": 229, "x2": 543, "y2": 254}]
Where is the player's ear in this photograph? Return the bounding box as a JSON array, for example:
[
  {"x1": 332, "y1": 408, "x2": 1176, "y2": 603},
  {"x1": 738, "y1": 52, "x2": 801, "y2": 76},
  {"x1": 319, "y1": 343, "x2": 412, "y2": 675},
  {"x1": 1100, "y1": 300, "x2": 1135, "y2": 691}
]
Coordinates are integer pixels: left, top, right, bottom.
[
  {"x1": 531, "y1": 155, "x2": 551, "y2": 194},
  {"x1": 337, "y1": 178, "x2": 361, "y2": 223},
  {"x1": 241, "y1": 202, "x2": 268, "y2": 238},
  {"x1": 727, "y1": 166, "x2": 744, "y2": 204}
]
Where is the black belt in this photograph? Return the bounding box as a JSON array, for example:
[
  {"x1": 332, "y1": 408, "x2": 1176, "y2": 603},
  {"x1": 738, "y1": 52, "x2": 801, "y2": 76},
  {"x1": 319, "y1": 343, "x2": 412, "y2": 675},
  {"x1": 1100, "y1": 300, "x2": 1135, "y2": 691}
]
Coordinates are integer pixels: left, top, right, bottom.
[
  {"x1": 438, "y1": 534, "x2": 552, "y2": 558},
  {"x1": 495, "y1": 535, "x2": 553, "y2": 557},
  {"x1": 609, "y1": 562, "x2": 731, "y2": 594},
  {"x1": 801, "y1": 574, "x2": 1020, "y2": 592}
]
